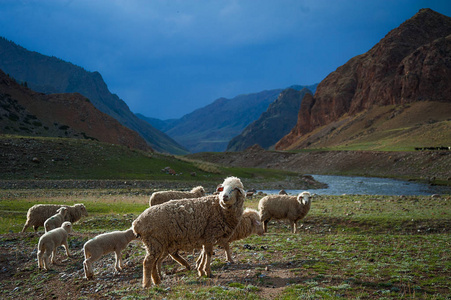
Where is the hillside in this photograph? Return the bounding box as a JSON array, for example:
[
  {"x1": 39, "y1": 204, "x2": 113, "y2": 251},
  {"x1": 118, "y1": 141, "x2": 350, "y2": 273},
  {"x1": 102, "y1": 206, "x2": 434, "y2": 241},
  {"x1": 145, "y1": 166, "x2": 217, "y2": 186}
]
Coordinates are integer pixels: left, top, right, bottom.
[
  {"x1": 227, "y1": 88, "x2": 312, "y2": 151},
  {"x1": 277, "y1": 8, "x2": 451, "y2": 151},
  {"x1": 0, "y1": 37, "x2": 188, "y2": 155},
  {"x1": 143, "y1": 84, "x2": 317, "y2": 153},
  {"x1": 0, "y1": 69, "x2": 151, "y2": 151}
]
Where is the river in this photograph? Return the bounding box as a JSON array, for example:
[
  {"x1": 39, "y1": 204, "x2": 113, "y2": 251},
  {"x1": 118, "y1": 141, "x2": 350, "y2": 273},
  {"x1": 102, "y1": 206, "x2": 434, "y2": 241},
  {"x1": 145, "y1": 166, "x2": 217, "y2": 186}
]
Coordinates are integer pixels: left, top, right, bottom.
[{"x1": 262, "y1": 174, "x2": 451, "y2": 196}]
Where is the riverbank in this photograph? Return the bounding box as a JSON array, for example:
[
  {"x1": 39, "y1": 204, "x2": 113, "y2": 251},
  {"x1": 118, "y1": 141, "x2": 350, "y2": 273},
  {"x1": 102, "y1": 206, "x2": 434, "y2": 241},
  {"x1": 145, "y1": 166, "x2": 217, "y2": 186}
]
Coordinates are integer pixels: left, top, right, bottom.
[{"x1": 188, "y1": 148, "x2": 451, "y2": 185}]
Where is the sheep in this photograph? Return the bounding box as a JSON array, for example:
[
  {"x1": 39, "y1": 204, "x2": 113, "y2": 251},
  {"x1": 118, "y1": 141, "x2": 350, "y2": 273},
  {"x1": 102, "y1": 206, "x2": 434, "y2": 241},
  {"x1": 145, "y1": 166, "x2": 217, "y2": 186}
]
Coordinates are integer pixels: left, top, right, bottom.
[
  {"x1": 83, "y1": 228, "x2": 137, "y2": 279},
  {"x1": 21, "y1": 203, "x2": 88, "y2": 233},
  {"x1": 37, "y1": 221, "x2": 72, "y2": 270},
  {"x1": 133, "y1": 176, "x2": 246, "y2": 287},
  {"x1": 200, "y1": 208, "x2": 264, "y2": 264},
  {"x1": 149, "y1": 186, "x2": 205, "y2": 206},
  {"x1": 44, "y1": 207, "x2": 68, "y2": 232},
  {"x1": 258, "y1": 191, "x2": 312, "y2": 233}
]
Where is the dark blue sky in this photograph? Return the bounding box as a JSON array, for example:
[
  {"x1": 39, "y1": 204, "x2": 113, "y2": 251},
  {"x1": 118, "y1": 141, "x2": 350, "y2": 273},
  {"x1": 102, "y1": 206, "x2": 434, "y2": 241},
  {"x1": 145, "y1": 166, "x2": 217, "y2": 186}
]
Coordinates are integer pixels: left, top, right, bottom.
[{"x1": 1, "y1": 0, "x2": 450, "y2": 119}]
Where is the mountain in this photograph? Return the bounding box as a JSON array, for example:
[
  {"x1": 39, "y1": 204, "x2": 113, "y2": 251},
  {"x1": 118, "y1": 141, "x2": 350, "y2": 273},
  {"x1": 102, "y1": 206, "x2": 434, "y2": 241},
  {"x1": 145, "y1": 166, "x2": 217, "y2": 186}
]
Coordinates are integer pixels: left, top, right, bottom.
[
  {"x1": 0, "y1": 37, "x2": 188, "y2": 155},
  {"x1": 140, "y1": 84, "x2": 317, "y2": 153},
  {"x1": 226, "y1": 88, "x2": 313, "y2": 151},
  {"x1": 0, "y1": 69, "x2": 151, "y2": 151},
  {"x1": 277, "y1": 8, "x2": 451, "y2": 151}
]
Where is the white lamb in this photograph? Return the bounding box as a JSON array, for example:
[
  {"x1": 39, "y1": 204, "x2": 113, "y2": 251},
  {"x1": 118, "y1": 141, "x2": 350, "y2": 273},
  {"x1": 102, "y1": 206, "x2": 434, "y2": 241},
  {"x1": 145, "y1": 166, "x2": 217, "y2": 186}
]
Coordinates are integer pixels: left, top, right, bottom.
[
  {"x1": 37, "y1": 221, "x2": 72, "y2": 270},
  {"x1": 258, "y1": 191, "x2": 312, "y2": 233},
  {"x1": 149, "y1": 186, "x2": 205, "y2": 206},
  {"x1": 133, "y1": 176, "x2": 246, "y2": 287},
  {"x1": 22, "y1": 203, "x2": 88, "y2": 233},
  {"x1": 44, "y1": 207, "x2": 68, "y2": 232},
  {"x1": 198, "y1": 208, "x2": 264, "y2": 265},
  {"x1": 83, "y1": 228, "x2": 137, "y2": 279}
]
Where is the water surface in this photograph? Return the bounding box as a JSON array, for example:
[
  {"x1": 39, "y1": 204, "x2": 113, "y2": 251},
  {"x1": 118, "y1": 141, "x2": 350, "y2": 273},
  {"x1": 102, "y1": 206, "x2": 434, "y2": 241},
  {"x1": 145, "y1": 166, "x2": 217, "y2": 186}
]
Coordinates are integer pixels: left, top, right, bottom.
[{"x1": 261, "y1": 174, "x2": 451, "y2": 196}]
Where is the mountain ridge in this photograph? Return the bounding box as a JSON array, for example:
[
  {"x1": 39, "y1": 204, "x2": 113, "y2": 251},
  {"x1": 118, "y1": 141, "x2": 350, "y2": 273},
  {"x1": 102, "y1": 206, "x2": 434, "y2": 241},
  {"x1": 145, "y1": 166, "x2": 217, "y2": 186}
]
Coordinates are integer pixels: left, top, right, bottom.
[
  {"x1": 0, "y1": 37, "x2": 188, "y2": 154},
  {"x1": 276, "y1": 8, "x2": 451, "y2": 151}
]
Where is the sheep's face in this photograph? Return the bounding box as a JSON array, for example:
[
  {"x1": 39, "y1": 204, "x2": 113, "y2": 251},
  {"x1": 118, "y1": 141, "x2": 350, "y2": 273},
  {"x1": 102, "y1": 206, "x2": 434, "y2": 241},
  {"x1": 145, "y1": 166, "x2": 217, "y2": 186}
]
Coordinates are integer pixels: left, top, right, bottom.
[
  {"x1": 218, "y1": 185, "x2": 244, "y2": 208},
  {"x1": 76, "y1": 204, "x2": 89, "y2": 216},
  {"x1": 298, "y1": 192, "x2": 312, "y2": 205},
  {"x1": 57, "y1": 207, "x2": 68, "y2": 216},
  {"x1": 62, "y1": 222, "x2": 72, "y2": 233},
  {"x1": 252, "y1": 218, "x2": 265, "y2": 236}
]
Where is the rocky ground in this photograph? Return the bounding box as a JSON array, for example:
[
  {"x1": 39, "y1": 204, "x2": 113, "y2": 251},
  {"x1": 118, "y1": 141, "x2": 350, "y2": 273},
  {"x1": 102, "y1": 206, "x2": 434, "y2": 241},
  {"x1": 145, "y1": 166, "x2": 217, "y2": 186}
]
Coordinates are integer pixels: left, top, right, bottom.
[{"x1": 188, "y1": 147, "x2": 451, "y2": 184}]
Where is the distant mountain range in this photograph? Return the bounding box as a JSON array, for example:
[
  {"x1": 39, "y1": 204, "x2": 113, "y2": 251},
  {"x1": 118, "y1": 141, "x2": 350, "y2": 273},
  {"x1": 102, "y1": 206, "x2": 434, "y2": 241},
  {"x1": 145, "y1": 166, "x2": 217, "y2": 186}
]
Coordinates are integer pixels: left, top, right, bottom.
[
  {"x1": 0, "y1": 37, "x2": 188, "y2": 155},
  {"x1": 137, "y1": 84, "x2": 317, "y2": 153},
  {"x1": 277, "y1": 8, "x2": 451, "y2": 151},
  {"x1": 0, "y1": 69, "x2": 151, "y2": 151},
  {"x1": 226, "y1": 88, "x2": 313, "y2": 151}
]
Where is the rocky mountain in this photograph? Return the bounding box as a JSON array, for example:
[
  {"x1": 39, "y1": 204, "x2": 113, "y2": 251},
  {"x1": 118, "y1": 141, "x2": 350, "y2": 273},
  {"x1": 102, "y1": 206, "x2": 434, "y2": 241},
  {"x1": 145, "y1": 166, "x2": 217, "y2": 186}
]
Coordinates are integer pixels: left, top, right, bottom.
[
  {"x1": 277, "y1": 8, "x2": 451, "y2": 150},
  {"x1": 227, "y1": 88, "x2": 313, "y2": 151},
  {"x1": 140, "y1": 84, "x2": 317, "y2": 153},
  {"x1": 0, "y1": 69, "x2": 151, "y2": 151},
  {"x1": 0, "y1": 37, "x2": 187, "y2": 155}
]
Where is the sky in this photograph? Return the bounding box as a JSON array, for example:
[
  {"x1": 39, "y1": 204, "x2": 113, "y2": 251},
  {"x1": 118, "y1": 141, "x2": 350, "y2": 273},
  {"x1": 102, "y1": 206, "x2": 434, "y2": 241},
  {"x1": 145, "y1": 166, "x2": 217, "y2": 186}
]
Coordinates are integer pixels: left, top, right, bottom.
[{"x1": 0, "y1": 1, "x2": 450, "y2": 120}]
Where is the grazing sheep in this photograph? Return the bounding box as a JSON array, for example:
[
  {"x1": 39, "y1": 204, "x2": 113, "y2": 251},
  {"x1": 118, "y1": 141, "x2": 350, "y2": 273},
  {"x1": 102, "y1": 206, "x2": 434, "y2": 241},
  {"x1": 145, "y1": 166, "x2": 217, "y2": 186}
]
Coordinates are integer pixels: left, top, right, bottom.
[
  {"x1": 133, "y1": 176, "x2": 246, "y2": 287},
  {"x1": 37, "y1": 222, "x2": 72, "y2": 270},
  {"x1": 44, "y1": 207, "x2": 68, "y2": 232},
  {"x1": 149, "y1": 186, "x2": 205, "y2": 206},
  {"x1": 258, "y1": 191, "x2": 312, "y2": 233},
  {"x1": 22, "y1": 203, "x2": 88, "y2": 233},
  {"x1": 83, "y1": 228, "x2": 137, "y2": 279},
  {"x1": 199, "y1": 208, "x2": 264, "y2": 264}
]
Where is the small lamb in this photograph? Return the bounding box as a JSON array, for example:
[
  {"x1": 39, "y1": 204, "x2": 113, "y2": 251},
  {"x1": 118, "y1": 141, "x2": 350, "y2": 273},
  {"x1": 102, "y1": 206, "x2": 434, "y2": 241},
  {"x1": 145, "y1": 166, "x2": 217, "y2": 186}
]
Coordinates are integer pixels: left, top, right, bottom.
[
  {"x1": 44, "y1": 207, "x2": 68, "y2": 232},
  {"x1": 149, "y1": 186, "x2": 206, "y2": 206},
  {"x1": 258, "y1": 191, "x2": 312, "y2": 233},
  {"x1": 83, "y1": 228, "x2": 137, "y2": 279},
  {"x1": 37, "y1": 221, "x2": 72, "y2": 270},
  {"x1": 216, "y1": 208, "x2": 264, "y2": 263}
]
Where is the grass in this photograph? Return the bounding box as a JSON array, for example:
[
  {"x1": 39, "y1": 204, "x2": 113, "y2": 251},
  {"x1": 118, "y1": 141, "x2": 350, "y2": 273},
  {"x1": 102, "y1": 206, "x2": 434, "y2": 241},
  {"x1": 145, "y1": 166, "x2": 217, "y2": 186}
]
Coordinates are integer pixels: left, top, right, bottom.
[
  {"x1": 0, "y1": 135, "x2": 302, "y2": 182},
  {"x1": 0, "y1": 190, "x2": 450, "y2": 299}
]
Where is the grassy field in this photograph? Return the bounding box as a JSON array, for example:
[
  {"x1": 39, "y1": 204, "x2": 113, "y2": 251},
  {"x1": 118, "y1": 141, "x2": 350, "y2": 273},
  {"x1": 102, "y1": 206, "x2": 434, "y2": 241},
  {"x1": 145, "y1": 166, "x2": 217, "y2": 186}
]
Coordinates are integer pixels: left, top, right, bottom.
[{"x1": 0, "y1": 190, "x2": 449, "y2": 299}]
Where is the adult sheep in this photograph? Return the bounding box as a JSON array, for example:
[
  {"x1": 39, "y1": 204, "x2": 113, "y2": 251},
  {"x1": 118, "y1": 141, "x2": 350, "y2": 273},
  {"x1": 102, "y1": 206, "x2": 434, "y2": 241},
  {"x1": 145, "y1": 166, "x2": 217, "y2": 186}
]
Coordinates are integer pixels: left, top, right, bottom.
[
  {"x1": 258, "y1": 191, "x2": 312, "y2": 233},
  {"x1": 149, "y1": 186, "x2": 205, "y2": 206},
  {"x1": 22, "y1": 203, "x2": 88, "y2": 233},
  {"x1": 133, "y1": 176, "x2": 246, "y2": 287}
]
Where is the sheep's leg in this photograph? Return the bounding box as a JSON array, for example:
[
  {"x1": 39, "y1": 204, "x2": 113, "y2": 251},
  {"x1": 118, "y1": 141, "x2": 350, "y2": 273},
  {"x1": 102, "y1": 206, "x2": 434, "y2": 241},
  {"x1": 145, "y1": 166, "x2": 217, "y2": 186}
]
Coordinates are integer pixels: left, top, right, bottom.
[
  {"x1": 292, "y1": 221, "x2": 298, "y2": 234},
  {"x1": 263, "y1": 220, "x2": 269, "y2": 233},
  {"x1": 37, "y1": 250, "x2": 43, "y2": 269},
  {"x1": 143, "y1": 253, "x2": 161, "y2": 287},
  {"x1": 195, "y1": 249, "x2": 205, "y2": 271},
  {"x1": 50, "y1": 246, "x2": 56, "y2": 264},
  {"x1": 114, "y1": 250, "x2": 123, "y2": 271},
  {"x1": 62, "y1": 241, "x2": 71, "y2": 257},
  {"x1": 199, "y1": 244, "x2": 213, "y2": 278},
  {"x1": 43, "y1": 250, "x2": 50, "y2": 270},
  {"x1": 21, "y1": 222, "x2": 30, "y2": 233},
  {"x1": 223, "y1": 243, "x2": 234, "y2": 263},
  {"x1": 33, "y1": 225, "x2": 39, "y2": 232},
  {"x1": 169, "y1": 251, "x2": 191, "y2": 271},
  {"x1": 83, "y1": 259, "x2": 93, "y2": 279}
]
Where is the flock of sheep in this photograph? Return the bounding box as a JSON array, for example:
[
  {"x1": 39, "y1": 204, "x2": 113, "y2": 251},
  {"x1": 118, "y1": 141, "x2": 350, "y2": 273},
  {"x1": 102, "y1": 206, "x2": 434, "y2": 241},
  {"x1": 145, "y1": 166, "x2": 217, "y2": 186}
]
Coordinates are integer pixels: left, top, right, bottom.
[{"x1": 21, "y1": 176, "x2": 312, "y2": 288}]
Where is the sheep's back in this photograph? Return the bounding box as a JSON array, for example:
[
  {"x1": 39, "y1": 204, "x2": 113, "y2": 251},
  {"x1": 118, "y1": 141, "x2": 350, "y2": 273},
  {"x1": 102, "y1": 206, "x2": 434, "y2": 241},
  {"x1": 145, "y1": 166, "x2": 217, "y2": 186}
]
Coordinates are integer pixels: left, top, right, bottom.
[
  {"x1": 259, "y1": 195, "x2": 299, "y2": 219},
  {"x1": 27, "y1": 205, "x2": 63, "y2": 226},
  {"x1": 134, "y1": 196, "x2": 231, "y2": 250}
]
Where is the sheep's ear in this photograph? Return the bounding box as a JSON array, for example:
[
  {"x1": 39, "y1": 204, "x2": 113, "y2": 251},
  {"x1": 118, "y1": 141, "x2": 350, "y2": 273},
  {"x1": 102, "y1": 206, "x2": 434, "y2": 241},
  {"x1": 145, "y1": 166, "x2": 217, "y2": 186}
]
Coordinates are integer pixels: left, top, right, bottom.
[
  {"x1": 216, "y1": 185, "x2": 224, "y2": 192},
  {"x1": 234, "y1": 188, "x2": 243, "y2": 194}
]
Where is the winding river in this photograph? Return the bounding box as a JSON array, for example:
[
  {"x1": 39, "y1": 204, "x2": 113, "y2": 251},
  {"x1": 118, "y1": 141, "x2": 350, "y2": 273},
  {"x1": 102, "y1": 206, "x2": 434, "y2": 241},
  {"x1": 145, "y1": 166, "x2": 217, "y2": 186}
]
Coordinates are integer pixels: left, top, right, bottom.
[{"x1": 262, "y1": 174, "x2": 451, "y2": 196}]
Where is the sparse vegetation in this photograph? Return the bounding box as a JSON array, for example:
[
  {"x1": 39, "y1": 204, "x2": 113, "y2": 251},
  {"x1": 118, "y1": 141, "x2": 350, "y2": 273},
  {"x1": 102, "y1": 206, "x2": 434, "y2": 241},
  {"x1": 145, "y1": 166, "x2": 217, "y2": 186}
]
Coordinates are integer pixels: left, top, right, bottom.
[{"x1": 0, "y1": 191, "x2": 449, "y2": 299}]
